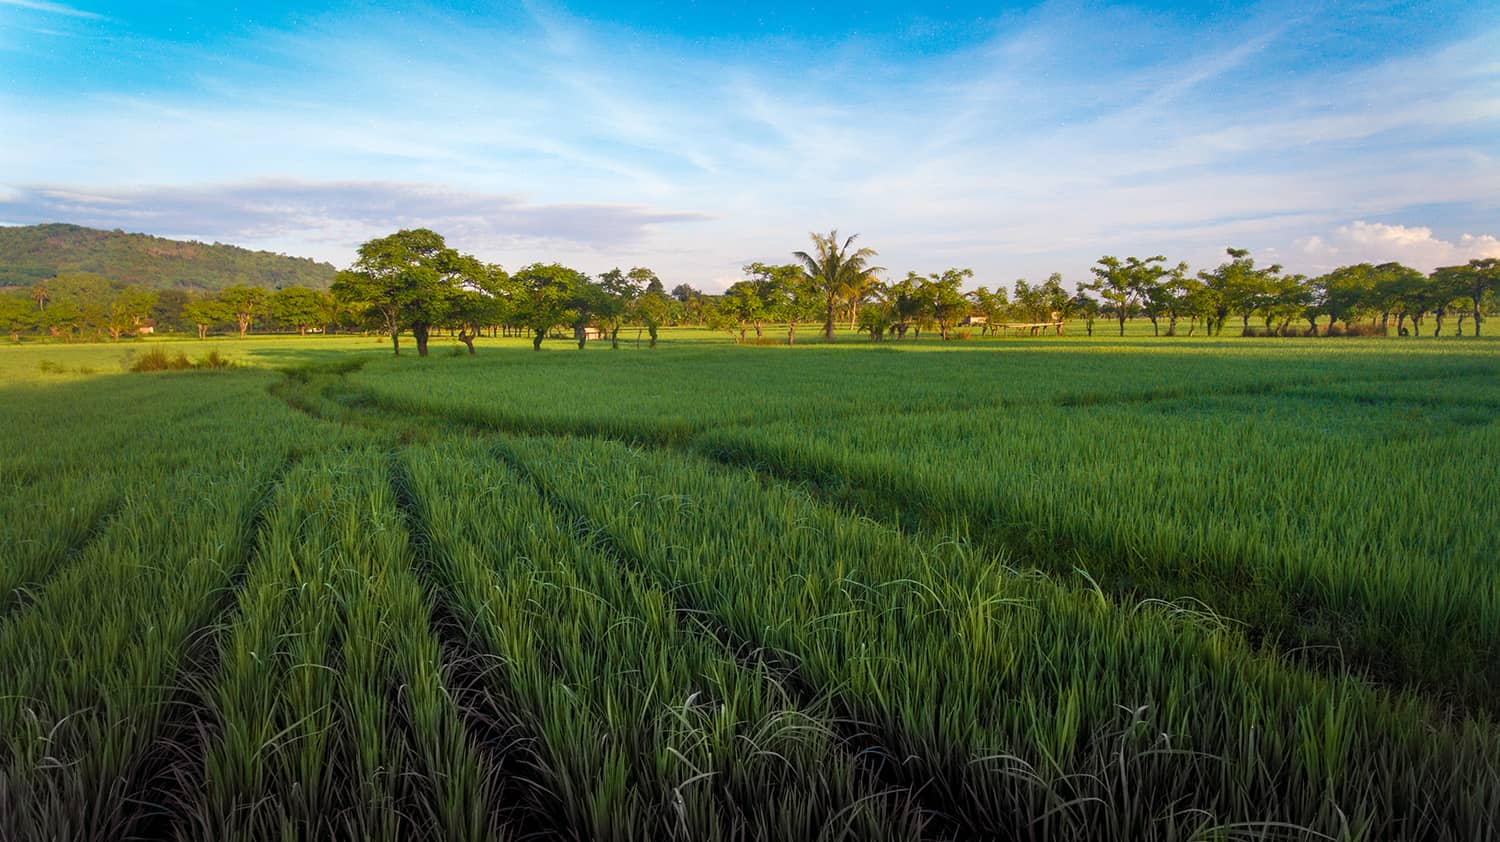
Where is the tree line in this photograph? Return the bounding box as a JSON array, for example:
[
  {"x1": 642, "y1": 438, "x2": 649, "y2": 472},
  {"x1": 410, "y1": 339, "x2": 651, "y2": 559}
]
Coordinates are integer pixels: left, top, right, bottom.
[
  {"x1": 0, "y1": 274, "x2": 342, "y2": 343},
  {"x1": 3, "y1": 228, "x2": 1495, "y2": 347}
]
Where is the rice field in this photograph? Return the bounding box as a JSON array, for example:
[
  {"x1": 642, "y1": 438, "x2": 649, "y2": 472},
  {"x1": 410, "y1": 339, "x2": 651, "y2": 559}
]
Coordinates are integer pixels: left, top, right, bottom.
[{"x1": 1, "y1": 331, "x2": 1497, "y2": 840}]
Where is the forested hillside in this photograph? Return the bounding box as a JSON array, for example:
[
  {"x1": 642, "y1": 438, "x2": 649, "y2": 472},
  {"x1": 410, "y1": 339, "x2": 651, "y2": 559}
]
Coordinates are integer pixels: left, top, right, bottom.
[{"x1": 0, "y1": 223, "x2": 336, "y2": 291}]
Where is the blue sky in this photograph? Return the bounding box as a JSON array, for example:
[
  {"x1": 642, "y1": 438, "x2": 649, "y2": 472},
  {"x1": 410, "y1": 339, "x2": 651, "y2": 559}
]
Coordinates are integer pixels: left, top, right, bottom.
[{"x1": 2, "y1": 0, "x2": 1497, "y2": 289}]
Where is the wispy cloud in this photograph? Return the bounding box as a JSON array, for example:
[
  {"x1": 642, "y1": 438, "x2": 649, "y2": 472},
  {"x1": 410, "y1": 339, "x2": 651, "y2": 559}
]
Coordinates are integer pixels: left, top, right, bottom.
[
  {"x1": 0, "y1": 0, "x2": 99, "y2": 19},
  {"x1": 0, "y1": 181, "x2": 710, "y2": 264},
  {"x1": 1, "y1": 2, "x2": 1496, "y2": 287}
]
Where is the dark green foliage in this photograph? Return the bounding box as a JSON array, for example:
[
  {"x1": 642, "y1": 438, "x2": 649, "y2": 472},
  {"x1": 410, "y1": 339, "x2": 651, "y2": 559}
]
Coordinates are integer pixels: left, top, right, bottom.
[
  {"x1": 0, "y1": 223, "x2": 336, "y2": 291},
  {"x1": 128, "y1": 347, "x2": 237, "y2": 371}
]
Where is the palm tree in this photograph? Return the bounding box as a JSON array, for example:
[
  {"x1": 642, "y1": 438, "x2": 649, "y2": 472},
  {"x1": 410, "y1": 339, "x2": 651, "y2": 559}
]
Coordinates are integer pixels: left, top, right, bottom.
[
  {"x1": 794, "y1": 230, "x2": 881, "y2": 342},
  {"x1": 845, "y1": 271, "x2": 878, "y2": 331}
]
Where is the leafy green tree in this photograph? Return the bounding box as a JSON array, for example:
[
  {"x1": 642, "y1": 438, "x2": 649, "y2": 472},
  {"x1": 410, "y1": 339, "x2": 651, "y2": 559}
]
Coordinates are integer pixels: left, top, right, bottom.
[
  {"x1": 1070, "y1": 291, "x2": 1101, "y2": 336},
  {"x1": 448, "y1": 264, "x2": 510, "y2": 354},
  {"x1": 41, "y1": 273, "x2": 110, "y2": 340},
  {"x1": 741, "y1": 262, "x2": 810, "y2": 342},
  {"x1": 793, "y1": 230, "x2": 882, "y2": 342},
  {"x1": 856, "y1": 297, "x2": 895, "y2": 340},
  {"x1": 39, "y1": 297, "x2": 84, "y2": 341},
  {"x1": 103, "y1": 286, "x2": 158, "y2": 341},
  {"x1": 0, "y1": 293, "x2": 33, "y2": 342},
  {"x1": 883, "y1": 273, "x2": 930, "y2": 339},
  {"x1": 1040, "y1": 273, "x2": 1072, "y2": 333},
  {"x1": 597, "y1": 268, "x2": 649, "y2": 348},
  {"x1": 331, "y1": 229, "x2": 474, "y2": 356},
  {"x1": 1433, "y1": 258, "x2": 1499, "y2": 337},
  {"x1": 566, "y1": 277, "x2": 610, "y2": 349},
  {"x1": 182, "y1": 295, "x2": 231, "y2": 340},
  {"x1": 1129, "y1": 262, "x2": 1174, "y2": 336},
  {"x1": 150, "y1": 288, "x2": 192, "y2": 334},
  {"x1": 1262, "y1": 274, "x2": 1311, "y2": 334},
  {"x1": 270, "y1": 286, "x2": 326, "y2": 336},
  {"x1": 1158, "y1": 264, "x2": 1197, "y2": 335},
  {"x1": 1085, "y1": 255, "x2": 1167, "y2": 336},
  {"x1": 629, "y1": 290, "x2": 673, "y2": 348},
  {"x1": 718, "y1": 281, "x2": 767, "y2": 343},
  {"x1": 218, "y1": 285, "x2": 269, "y2": 339},
  {"x1": 967, "y1": 286, "x2": 1008, "y2": 335},
  {"x1": 923, "y1": 268, "x2": 973, "y2": 339},
  {"x1": 669, "y1": 283, "x2": 709, "y2": 324},
  {"x1": 1198, "y1": 249, "x2": 1275, "y2": 336},
  {"x1": 510, "y1": 263, "x2": 585, "y2": 350},
  {"x1": 631, "y1": 267, "x2": 665, "y2": 296},
  {"x1": 1320, "y1": 263, "x2": 1377, "y2": 332},
  {"x1": 1369, "y1": 263, "x2": 1425, "y2": 334},
  {"x1": 1427, "y1": 265, "x2": 1470, "y2": 337}
]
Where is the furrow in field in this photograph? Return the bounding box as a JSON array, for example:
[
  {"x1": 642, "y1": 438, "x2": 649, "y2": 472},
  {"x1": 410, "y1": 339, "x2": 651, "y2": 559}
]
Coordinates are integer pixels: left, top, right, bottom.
[
  {"x1": 0, "y1": 478, "x2": 126, "y2": 619},
  {"x1": 110, "y1": 451, "x2": 301, "y2": 841},
  {"x1": 186, "y1": 450, "x2": 495, "y2": 842},
  {"x1": 0, "y1": 455, "x2": 286, "y2": 841},
  {"x1": 387, "y1": 455, "x2": 558, "y2": 841},
  {"x1": 265, "y1": 362, "x2": 1500, "y2": 712},
  {"x1": 694, "y1": 402, "x2": 1500, "y2": 715},
  {"x1": 396, "y1": 439, "x2": 931, "y2": 841},
  {"x1": 1049, "y1": 363, "x2": 1496, "y2": 407},
  {"x1": 493, "y1": 433, "x2": 1500, "y2": 841},
  {"x1": 481, "y1": 440, "x2": 960, "y2": 839}
]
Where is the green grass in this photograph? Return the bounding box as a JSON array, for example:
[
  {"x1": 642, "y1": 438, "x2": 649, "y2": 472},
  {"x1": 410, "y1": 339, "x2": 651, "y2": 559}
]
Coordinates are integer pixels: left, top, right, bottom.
[{"x1": 1, "y1": 328, "x2": 1496, "y2": 840}]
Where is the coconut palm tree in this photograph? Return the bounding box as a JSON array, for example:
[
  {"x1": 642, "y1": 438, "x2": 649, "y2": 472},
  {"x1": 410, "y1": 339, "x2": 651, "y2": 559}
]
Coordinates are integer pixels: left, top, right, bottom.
[
  {"x1": 793, "y1": 230, "x2": 881, "y2": 342},
  {"x1": 845, "y1": 271, "x2": 878, "y2": 331}
]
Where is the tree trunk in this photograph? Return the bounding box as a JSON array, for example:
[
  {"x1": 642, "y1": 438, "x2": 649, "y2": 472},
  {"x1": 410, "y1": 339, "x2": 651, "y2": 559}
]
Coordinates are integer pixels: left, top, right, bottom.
[
  {"x1": 1150, "y1": 316, "x2": 1159, "y2": 337},
  {"x1": 533, "y1": 328, "x2": 545, "y2": 351},
  {"x1": 788, "y1": 322, "x2": 796, "y2": 345},
  {"x1": 391, "y1": 331, "x2": 401, "y2": 356},
  {"x1": 1474, "y1": 299, "x2": 1483, "y2": 337},
  {"x1": 824, "y1": 296, "x2": 836, "y2": 341},
  {"x1": 238, "y1": 318, "x2": 249, "y2": 339},
  {"x1": 611, "y1": 326, "x2": 620, "y2": 349},
  {"x1": 197, "y1": 324, "x2": 209, "y2": 340},
  {"x1": 458, "y1": 329, "x2": 476, "y2": 354},
  {"x1": 414, "y1": 323, "x2": 431, "y2": 357},
  {"x1": 1117, "y1": 313, "x2": 1126, "y2": 337},
  {"x1": 574, "y1": 325, "x2": 587, "y2": 350},
  {"x1": 648, "y1": 325, "x2": 658, "y2": 349}
]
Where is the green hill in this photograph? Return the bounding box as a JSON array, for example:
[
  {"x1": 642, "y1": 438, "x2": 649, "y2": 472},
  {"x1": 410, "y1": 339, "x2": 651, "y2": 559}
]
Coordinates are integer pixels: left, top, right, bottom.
[{"x1": 0, "y1": 223, "x2": 337, "y2": 291}]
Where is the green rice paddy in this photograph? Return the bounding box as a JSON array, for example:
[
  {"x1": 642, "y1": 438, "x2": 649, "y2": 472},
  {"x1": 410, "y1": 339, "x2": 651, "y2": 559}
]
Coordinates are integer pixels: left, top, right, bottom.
[{"x1": 1, "y1": 330, "x2": 1496, "y2": 840}]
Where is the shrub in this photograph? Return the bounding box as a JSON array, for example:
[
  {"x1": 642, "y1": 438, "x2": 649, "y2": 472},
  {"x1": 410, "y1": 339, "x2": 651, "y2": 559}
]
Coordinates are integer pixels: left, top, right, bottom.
[{"x1": 129, "y1": 347, "x2": 235, "y2": 372}]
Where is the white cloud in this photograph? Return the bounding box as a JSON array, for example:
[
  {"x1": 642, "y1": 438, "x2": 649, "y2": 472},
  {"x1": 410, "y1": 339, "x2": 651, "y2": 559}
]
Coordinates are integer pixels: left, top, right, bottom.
[
  {"x1": 1297, "y1": 221, "x2": 1500, "y2": 271},
  {"x1": 0, "y1": 0, "x2": 99, "y2": 19},
  {"x1": 0, "y1": 181, "x2": 710, "y2": 268},
  {"x1": 1, "y1": 5, "x2": 1497, "y2": 288}
]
